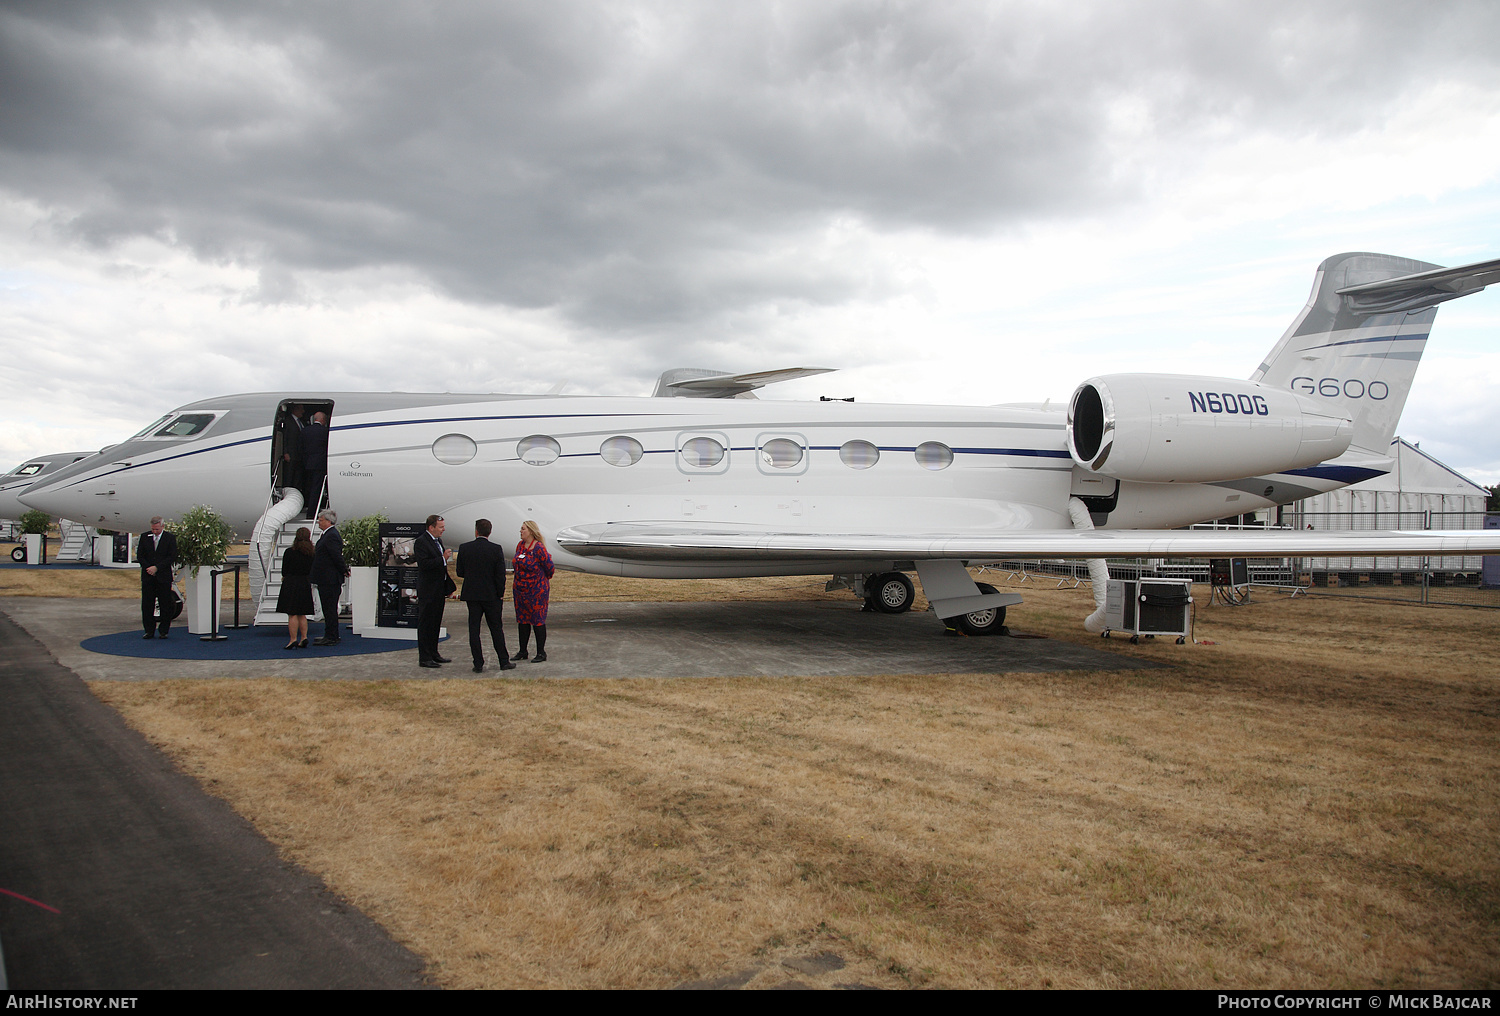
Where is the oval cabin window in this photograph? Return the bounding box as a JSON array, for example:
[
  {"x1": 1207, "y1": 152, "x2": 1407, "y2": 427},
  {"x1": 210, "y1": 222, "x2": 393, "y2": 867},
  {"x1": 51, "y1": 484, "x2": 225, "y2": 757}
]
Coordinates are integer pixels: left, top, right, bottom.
[
  {"x1": 432, "y1": 434, "x2": 478, "y2": 465},
  {"x1": 680, "y1": 436, "x2": 725, "y2": 468},
  {"x1": 600, "y1": 435, "x2": 643, "y2": 467},
  {"x1": 914, "y1": 441, "x2": 953, "y2": 470},
  {"x1": 760, "y1": 438, "x2": 803, "y2": 469},
  {"x1": 839, "y1": 440, "x2": 879, "y2": 469},
  {"x1": 517, "y1": 435, "x2": 561, "y2": 466}
]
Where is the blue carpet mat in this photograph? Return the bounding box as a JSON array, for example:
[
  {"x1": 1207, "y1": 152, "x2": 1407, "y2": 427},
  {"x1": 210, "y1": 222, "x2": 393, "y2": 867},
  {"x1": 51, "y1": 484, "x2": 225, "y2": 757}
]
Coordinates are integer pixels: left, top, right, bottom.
[{"x1": 81, "y1": 624, "x2": 442, "y2": 660}]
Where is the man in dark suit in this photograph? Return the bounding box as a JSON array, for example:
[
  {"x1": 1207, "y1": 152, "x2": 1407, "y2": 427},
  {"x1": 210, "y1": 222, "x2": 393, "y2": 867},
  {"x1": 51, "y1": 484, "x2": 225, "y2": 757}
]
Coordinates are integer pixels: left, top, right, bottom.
[
  {"x1": 415, "y1": 513, "x2": 455, "y2": 668},
  {"x1": 278, "y1": 402, "x2": 305, "y2": 493},
  {"x1": 456, "y1": 519, "x2": 515, "y2": 674},
  {"x1": 137, "y1": 515, "x2": 177, "y2": 638},
  {"x1": 300, "y1": 410, "x2": 330, "y2": 517},
  {"x1": 311, "y1": 509, "x2": 349, "y2": 646}
]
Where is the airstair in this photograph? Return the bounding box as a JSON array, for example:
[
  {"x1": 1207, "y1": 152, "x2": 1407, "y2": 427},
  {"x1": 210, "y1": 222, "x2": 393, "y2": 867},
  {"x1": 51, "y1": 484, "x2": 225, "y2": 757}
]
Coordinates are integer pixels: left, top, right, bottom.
[
  {"x1": 54, "y1": 520, "x2": 98, "y2": 562},
  {"x1": 250, "y1": 486, "x2": 350, "y2": 626},
  {"x1": 251, "y1": 487, "x2": 308, "y2": 626}
]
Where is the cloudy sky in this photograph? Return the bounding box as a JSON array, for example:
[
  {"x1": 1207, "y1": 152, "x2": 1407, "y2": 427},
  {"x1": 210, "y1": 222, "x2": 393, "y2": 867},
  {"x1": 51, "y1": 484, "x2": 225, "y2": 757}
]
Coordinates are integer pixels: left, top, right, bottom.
[{"x1": 3, "y1": 0, "x2": 1498, "y2": 484}]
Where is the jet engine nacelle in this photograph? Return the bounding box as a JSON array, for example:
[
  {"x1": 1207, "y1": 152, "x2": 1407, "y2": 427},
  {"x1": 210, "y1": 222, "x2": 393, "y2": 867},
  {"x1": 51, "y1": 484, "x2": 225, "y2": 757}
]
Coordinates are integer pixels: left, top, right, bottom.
[{"x1": 1067, "y1": 373, "x2": 1353, "y2": 483}]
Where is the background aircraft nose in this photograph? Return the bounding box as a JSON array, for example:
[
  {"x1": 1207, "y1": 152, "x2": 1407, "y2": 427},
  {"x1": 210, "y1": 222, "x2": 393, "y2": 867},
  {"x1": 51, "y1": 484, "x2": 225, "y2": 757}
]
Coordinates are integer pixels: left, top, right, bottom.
[
  {"x1": 0, "y1": 482, "x2": 36, "y2": 520},
  {"x1": 17, "y1": 481, "x2": 84, "y2": 522}
]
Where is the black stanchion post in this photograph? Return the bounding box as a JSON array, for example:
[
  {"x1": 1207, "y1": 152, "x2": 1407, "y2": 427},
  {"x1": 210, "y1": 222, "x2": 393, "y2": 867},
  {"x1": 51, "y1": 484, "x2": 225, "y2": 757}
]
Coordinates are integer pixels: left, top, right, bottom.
[
  {"x1": 225, "y1": 563, "x2": 249, "y2": 629},
  {"x1": 201, "y1": 568, "x2": 231, "y2": 641}
]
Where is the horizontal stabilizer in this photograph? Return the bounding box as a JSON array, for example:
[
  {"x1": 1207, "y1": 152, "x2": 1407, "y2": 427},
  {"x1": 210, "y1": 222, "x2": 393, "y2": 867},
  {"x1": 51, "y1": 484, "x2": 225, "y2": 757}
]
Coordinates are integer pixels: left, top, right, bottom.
[
  {"x1": 652, "y1": 367, "x2": 835, "y2": 399},
  {"x1": 1336, "y1": 254, "x2": 1500, "y2": 315},
  {"x1": 556, "y1": 522, "x2": 1500, "y2": 564}
]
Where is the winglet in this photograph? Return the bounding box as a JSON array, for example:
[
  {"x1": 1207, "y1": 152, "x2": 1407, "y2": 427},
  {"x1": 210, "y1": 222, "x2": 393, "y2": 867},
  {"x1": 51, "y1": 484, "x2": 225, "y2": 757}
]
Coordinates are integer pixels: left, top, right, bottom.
[{"x1": 651, "y1": 367, "x2": 836, "y2": 399}]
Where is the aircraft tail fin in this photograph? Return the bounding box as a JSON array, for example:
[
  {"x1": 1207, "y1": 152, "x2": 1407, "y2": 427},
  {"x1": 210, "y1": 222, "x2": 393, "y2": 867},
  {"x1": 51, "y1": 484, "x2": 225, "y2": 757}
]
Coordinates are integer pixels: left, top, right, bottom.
[{"x1": 1251, "y1": 252, "x2": 1500, "y2": 456}]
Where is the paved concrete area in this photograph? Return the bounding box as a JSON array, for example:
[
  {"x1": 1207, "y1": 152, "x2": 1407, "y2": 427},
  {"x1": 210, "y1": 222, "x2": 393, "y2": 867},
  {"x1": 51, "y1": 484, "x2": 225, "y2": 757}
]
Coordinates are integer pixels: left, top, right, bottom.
[
  {"x1": 2, "y1": 596, "x2": 1155, "y2": 681},
  {"x1": 0, "y1": 613, "x2": 432, "y2": 989}
]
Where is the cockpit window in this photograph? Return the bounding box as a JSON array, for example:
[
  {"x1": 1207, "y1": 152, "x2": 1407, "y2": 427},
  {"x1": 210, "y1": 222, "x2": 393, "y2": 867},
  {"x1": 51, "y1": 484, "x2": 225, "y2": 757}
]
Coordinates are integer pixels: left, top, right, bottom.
[
  {"x1": 152, "y1": 414, "x2": 216, "y2": 438},
  {"x1": 16, "y1": 463, "x2": 45, "y2": 476},
  {"x1": 130, "y1": 415, "x2": 174, "y2": 440}
]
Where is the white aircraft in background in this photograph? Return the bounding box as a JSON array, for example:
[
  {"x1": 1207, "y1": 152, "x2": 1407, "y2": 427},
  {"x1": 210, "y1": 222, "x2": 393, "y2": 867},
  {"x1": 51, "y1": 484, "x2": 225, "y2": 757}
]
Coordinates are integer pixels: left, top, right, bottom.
[
  {"x1": 1, "y1": 451, "x2": 97, "y2": 529},
  {"x1": 21, "y1": 251, "x2": 1500, "y2": 633}
]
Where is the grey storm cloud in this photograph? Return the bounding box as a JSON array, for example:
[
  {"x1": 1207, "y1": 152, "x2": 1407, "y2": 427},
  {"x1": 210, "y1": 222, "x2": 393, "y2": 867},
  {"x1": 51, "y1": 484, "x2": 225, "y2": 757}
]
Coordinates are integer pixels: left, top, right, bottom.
[{"x1": 2, "y1": 0, "x2": 1497, "y2": 331}]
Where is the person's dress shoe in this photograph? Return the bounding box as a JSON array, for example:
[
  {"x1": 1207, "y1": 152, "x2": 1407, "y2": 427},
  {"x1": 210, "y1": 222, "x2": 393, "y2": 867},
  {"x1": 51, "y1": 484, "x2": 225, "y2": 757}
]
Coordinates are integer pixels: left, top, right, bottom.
[
  {"x1": 513, "y1": 650, "x2": 528, "y2": 660},
  {"x1": 313, "y1": 637, "x2": 340, "y2": 646},
  {"x1": 299, "y1": 638, "x2": 309, "y2": 648},
  {"x1": 531, "y1": 651, "x2": 547, "y2": 663},
  {"x1": 157, "y1": 632, "x2": 169, "y2": 639},
  {"x1": 143, "y1": 632, "x2": 155, "y2": 640},
  {"x1": 498, "y1": 660, "x2": 517, "y2": 671},
  {"x1": 285, "y1": 642, "x2": 298, "y2": 651},
  {"x1": 472, "y1": 663, "x2": 484, "y2": 673},
  {"x1": 420, "y1": 660, "x2": 441, "y2": 669},
  {"x1": 433, "y1": 654, "x2": 452, "y2": 663}
]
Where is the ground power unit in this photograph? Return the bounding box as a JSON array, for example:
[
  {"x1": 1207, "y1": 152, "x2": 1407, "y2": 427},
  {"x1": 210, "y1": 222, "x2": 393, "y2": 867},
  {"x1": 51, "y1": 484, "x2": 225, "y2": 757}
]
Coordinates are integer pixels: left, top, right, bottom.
[{"x1": 1103, "y1": 578, "x2": 1193, "y2": 644}]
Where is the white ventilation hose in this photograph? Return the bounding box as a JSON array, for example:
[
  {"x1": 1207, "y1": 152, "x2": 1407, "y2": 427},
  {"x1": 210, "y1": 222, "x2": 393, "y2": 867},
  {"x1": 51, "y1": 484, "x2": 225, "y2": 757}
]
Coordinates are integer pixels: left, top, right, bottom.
[
  {"x1": 1067, "y1": 496, "x2": 1110, "y2": 633},
  {"x1": 248, "y1": 488, "x2": 304, "y2": 607}
]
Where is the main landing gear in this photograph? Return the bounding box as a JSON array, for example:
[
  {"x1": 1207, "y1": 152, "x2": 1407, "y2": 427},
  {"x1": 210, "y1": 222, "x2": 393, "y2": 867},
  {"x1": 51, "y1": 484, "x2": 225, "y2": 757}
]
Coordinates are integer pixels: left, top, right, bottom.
[
  {"x1": 859, "y1": 572, "x2": 1009, "y2": 636},
  {"x1": 946, "y1": 581, "x2": 1008, "y2": 636},
  {"x1": 865, "y1": 571, "x2": 915, "y2": 614}
]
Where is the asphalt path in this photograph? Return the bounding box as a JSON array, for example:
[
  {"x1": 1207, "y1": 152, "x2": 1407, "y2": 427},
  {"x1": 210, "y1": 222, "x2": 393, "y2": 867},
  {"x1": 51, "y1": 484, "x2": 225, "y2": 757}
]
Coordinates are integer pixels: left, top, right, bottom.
[{"x1": 0, "y1": 613, "x2": 430, "y2": 989}]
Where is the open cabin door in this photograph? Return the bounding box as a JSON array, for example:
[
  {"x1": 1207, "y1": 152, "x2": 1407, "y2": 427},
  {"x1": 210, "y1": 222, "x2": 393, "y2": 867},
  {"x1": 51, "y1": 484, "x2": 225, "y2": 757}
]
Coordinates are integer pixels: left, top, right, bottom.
[{"x1": 270, "y1": 398, "x2": 335, "y2": 515}]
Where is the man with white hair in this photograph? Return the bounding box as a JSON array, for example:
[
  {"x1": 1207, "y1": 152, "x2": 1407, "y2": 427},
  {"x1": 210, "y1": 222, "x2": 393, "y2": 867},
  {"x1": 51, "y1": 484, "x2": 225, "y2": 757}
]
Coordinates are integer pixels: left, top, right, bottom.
[
  {"x1": 311, "y1": 508, "x2": 348, "y2": 646},
  {"x1": 136, "y1": 515, "x2": 177, "y2": 639}
]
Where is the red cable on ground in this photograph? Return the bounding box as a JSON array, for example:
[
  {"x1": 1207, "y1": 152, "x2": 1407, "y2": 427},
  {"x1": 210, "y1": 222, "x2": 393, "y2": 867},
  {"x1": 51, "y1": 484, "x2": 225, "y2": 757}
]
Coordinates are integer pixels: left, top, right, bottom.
[{"x1": 1, "y1": 886, "x2": 61, "y2": 913}]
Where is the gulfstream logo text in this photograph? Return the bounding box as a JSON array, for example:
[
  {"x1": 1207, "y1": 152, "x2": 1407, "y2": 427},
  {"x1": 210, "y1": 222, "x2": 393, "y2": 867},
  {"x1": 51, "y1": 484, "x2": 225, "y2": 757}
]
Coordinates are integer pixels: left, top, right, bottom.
[{"x1": 1189, "y1": 392, "x2": 1270, "y2": 416}]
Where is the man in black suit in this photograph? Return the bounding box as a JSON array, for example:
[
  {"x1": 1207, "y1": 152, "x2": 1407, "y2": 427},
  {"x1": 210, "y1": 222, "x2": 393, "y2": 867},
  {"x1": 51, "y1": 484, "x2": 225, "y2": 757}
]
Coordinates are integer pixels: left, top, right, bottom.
[
  {"x1": 311, "y1": 509, "x2": 349, "y2": 646},
  {"x1": 300, "y1": 410, "x2": 330, "y2": 517},
  {"x1": 456, "y1": 519, "x2": 515, "y2": 674},
  {"x1": 415, "y1": 513, "x2": 455, "y2": 668},
  {"x1": 137, "y1": 515, "x2": 177, "y2": 638},
  {"x1": 279, "y1": 403, "x2": 305, "y2": 493}
]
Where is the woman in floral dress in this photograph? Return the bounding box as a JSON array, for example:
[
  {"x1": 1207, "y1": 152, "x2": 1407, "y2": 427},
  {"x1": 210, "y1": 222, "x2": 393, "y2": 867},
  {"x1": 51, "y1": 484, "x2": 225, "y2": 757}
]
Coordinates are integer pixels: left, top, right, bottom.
[{"x1": 512, "y1": 520, "x2": 554, "y2": 662}]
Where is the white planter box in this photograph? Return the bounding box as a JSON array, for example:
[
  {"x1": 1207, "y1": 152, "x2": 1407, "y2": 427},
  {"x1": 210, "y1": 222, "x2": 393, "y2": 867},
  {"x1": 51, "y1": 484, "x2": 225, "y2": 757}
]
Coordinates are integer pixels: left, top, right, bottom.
[
  {"x1": 183, "y1": 568, "x2": 227, "y2": 635},
  {"x1": 349, "y1": 567, "x2": 378, "y2": 634}
]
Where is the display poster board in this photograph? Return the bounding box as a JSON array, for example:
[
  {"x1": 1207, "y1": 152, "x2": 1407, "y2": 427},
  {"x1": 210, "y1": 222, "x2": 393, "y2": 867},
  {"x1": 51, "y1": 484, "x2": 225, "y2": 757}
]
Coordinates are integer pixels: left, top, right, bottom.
[{"x1": 377, "y1": 522, "x2": 425, "y2": 628}]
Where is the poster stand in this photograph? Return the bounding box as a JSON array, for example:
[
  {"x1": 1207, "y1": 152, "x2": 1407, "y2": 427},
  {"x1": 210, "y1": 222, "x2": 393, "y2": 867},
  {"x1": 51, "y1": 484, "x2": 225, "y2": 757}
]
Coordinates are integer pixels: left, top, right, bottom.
[{"x1": 364, "y1": 521, "x2": 446, "y2": 641}]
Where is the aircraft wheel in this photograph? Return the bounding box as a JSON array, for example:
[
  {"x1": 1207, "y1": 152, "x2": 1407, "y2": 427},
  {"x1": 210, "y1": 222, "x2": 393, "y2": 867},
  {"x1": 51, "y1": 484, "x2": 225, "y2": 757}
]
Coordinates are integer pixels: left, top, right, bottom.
[
  {"x1": 952, "y1": 581, "x2": 1007, "y2": 636},
  {"x1": 11, "y1": 546, "x2": 24, "y2": 562},
  {"x1": 868, "y1": 572, "x2": 914, "y2": 614}
]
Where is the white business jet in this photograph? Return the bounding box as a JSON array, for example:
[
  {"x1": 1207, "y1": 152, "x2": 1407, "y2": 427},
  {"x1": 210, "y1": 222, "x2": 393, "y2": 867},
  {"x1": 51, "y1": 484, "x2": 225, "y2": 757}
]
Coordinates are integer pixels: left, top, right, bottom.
[
  {"x1": 21, "y1": 251, "x2": 1500, "y2": 632},
  {"x1": 1, "y1": 450, "x2": 98, "y2": 531}
]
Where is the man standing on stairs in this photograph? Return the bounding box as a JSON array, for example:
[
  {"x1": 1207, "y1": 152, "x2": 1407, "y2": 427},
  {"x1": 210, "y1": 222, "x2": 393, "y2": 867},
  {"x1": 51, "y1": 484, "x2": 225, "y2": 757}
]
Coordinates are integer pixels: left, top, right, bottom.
[
  {"x1": 301, "y1": 410, "x2": 330, "y2": 517},
  {"x1": 311, "y1": 509, "x2": 348, "y2": 646},
  {"x1": 279, "y1": 402, "x2": 305, "y2": 494}
]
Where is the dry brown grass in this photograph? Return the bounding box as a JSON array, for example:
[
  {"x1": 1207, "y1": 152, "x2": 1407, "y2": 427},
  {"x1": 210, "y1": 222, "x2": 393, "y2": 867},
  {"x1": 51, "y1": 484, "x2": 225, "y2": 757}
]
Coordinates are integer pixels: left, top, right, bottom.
[{"x1": 86, "y1": 575, "x2": 1500, "y2": 989}]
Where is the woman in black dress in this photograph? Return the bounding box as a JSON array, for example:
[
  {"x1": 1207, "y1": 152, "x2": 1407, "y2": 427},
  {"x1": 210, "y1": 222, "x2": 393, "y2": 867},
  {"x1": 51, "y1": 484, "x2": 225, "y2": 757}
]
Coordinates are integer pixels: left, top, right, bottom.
[{"x1": 276, "y1": 526, "x2": 316, "y2": 649}]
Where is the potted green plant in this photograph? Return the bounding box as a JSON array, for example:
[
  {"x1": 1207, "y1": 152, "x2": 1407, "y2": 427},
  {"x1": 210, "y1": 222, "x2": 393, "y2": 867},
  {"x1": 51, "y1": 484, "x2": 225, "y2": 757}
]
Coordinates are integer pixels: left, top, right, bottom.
[
  {"x1": 170, "y1": 505, "x2": 237, "y2": 634},
  {"x1": 340, "y1": 512, "x2": 387, "y2": 634},
  {"x1": 18, "y1": 509, "x2": 51, "y2": 564}
]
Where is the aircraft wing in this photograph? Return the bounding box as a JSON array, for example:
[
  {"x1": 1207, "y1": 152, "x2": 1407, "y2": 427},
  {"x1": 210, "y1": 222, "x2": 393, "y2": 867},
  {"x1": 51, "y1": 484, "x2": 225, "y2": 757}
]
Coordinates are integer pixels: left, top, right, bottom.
[{"x1": 556, "y1": 522, "x2": 1500, "y2": 563}]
